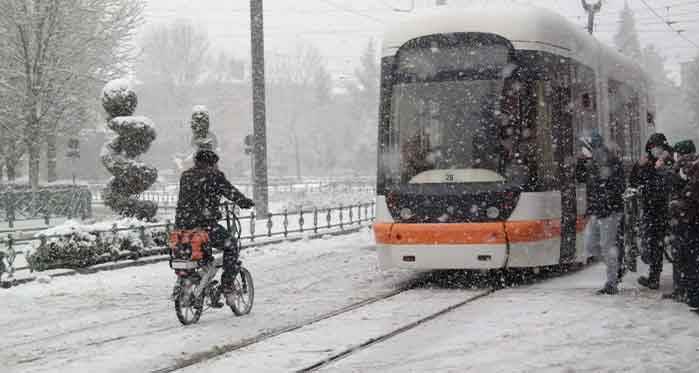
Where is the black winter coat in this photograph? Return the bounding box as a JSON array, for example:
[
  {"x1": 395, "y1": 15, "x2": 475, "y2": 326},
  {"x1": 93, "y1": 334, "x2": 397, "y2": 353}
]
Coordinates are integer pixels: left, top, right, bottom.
[
  {"x1": 629, "y1": 162, "x2": 672, "y2": 223},
  {"x1": 175, "y1": 166, "x2": 249, "y2": 229},
  {"x1": 576, "y1": 150, "x2": 626, "y2": 218}
]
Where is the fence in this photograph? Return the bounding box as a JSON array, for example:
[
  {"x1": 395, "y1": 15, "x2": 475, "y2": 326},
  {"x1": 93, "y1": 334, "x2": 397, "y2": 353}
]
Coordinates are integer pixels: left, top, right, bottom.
[
  {"x1": 0, "y1": 186, "x2": 92, "y2": 229},
  {"x1": 0, "y1": 201, "x2": 376, "y2": 282}
]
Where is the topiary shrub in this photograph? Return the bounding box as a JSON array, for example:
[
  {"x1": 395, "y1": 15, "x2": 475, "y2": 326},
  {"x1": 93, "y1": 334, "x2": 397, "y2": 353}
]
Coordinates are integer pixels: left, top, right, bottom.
[{"x1": 100, "y1": 79, "x2": 158, "y2": 221}]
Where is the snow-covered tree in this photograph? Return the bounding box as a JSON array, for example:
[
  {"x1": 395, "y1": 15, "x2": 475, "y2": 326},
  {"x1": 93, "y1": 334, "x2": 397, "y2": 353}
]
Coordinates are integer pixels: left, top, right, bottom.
[
  {"x1": 642, "y1": 45, "x2": 676, "y2": 111},
  {"x1": 613, "y1": 1, "x2": 642, "y2": 62},
  {"x1": 138, "y1": 20, "x2": 210, "y2": 107},
  {"x1": 136, "y1": 20, "x2": 232, "y2": 176},
  {"x1": 268, "y1": 42, "x2": 334, "y2": 179},
  {"x1": 100, "y1": 79, "x2": 158, "y2": 220},
  {"x1": 346, "y1": 39, "x2": 380, "y2": 174},
  {"x1": 0, "y1": 81, "x2": 25, "y2": 182},
  {"x1": 0, "y1": 0, "x2": 144, "y2": 188},
  {"x1": 681, "y1": 57, "x2": 699, "y2": 142}
]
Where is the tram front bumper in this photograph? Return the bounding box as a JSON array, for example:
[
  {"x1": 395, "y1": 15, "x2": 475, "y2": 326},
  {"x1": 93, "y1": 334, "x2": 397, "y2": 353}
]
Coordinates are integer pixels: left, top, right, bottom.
[{"x1": 377, "y1": 243, "x2": 508, "y2": 270}]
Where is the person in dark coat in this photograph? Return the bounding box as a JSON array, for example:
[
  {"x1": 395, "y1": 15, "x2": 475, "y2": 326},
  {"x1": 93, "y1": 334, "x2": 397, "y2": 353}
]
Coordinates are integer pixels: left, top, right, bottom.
[
  {"x1": 577, "y1": 133, "x2": 626, "y2": 294},
  {"x1": 669, "y1": 157, "x2": 699, "y2": 309},
  {"x1": 629, "y1": 133, "x2": 674, "y2": 289},
  {"x1": 175, "y1": 150, "x2": 254, "y2": 292},
  {"x1": 666, "y1": 140, "x2": 698, "y2": 302}
]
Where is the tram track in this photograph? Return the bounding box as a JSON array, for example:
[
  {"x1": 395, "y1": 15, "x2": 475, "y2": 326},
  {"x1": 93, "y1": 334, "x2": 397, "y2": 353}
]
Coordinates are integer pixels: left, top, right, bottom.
[
  {"x1": 296, "y1": 289, "x2": 496, "y2": 372},
  {"x1": 151, "y1": 285, "x2": 414, "y2": 373},
  {"x1": 156, "y1": 267, "x2": 588, "y2": 372}
]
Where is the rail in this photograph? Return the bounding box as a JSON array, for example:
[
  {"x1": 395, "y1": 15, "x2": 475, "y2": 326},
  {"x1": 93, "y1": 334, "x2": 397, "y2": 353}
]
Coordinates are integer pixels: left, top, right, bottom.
[{"x1": 0, "y1": 201, "x2": 376, "y2": 282}]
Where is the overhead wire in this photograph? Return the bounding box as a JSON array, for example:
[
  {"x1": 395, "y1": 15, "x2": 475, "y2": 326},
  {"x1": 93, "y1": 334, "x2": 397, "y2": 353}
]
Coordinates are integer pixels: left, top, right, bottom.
[
  {"x1": 316, "y1": 0, "x2": 387, "y2": 25},
  {"x1": 636, "y1": 0, "x2": 699, "y2": 50}
]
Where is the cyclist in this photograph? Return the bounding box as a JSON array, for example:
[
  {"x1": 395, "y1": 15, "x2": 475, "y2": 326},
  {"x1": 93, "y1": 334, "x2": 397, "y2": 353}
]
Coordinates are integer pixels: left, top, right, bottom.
[{"x1": 175, "y1": 149, "x2": 254, "y2": 294}]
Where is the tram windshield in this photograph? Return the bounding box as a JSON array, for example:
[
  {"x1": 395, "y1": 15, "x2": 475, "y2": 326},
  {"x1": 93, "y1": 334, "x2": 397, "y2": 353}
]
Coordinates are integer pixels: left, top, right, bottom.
[{"x1": 387, "y1": 33, "x2": 528, "y2": 187}]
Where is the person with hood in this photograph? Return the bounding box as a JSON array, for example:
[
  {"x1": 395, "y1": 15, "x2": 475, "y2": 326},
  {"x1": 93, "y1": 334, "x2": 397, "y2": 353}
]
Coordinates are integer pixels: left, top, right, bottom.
[
  {"x1": 665, "y1": 140, "x2": 698, "y2": 301},
  {"x1": 577, "y1": 132, "x2": 626, "y2": 294},
  {"x1": 629, "y1": 133, "x2": 674, "y2": 289}
]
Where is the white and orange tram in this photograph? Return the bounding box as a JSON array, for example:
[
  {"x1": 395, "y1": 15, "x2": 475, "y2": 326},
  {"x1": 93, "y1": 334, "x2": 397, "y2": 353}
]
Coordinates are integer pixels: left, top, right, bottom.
[{"x1": 373, "y1": 5, "x2": 653, "y2": 270}]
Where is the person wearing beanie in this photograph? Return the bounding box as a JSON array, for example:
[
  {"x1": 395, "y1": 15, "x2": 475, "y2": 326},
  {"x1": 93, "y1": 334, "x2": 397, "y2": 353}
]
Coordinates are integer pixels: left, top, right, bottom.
[{"x1": 629, "y1": 133, "x2": 674, "y2": 289}]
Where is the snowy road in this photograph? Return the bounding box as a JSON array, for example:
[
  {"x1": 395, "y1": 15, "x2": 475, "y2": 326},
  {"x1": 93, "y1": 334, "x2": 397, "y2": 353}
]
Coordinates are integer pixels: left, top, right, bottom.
[
  {"x1": 2, "y1": 229, "x2": 698, "y2": 373},
  {"x1": 1, "y1": 229, "x2": 421, "y2": 373}
]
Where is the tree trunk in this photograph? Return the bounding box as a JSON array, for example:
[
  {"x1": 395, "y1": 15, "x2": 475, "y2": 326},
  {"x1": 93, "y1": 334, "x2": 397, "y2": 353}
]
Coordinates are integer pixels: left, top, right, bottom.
[
  {"x1": 46, "y1": 123, "x2": 58, "y2": 183},
  {"x1": 293, "y1": 129, "x2": 301, "y2": 181},
  {"x1": 6, "y1": 146, "x2": 18, "y2": 182},
  {"x1": 0, "y1": 139, "x2": 4, "y2": 183},
  {"x1": 25, "y1": 96, "x2": 42, "y2": 190}
]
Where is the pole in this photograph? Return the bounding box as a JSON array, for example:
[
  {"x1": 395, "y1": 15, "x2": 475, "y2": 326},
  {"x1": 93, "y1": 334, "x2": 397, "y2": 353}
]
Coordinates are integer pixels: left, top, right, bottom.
[
  {"x1": 581, "y1": 0, "x2": 602, "y2": 35},
  {"x1": 250, "y1": 0, "x2": 268, "y2": 218},
  {"x1": 250, "y1": 153, "x2": 254, "y2": 196}
]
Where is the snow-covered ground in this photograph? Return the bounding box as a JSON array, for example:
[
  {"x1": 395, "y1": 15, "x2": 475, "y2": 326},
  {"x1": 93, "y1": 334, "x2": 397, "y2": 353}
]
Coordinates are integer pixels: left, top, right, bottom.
[
  {"x1": 0, "y1": 229, "x2": 419, "y2": 373},
  {"x1": 321, "y1": 263, "x2": 699, "y2": 373},
  {"x1": 2, "y1": 229, "x2": 698, "y2": 373}
]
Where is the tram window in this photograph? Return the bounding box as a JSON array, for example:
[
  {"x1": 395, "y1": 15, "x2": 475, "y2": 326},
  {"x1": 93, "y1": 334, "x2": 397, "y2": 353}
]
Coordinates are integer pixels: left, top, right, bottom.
[{"x1": 572, "y1": 63, "x2": 598, "y2": 140}]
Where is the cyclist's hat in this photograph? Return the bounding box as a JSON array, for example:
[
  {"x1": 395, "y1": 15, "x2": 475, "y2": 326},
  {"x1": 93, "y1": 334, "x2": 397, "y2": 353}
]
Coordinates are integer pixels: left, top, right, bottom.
[{"x1": 195, "y1": 149, "x2": 219, "y2": 166}]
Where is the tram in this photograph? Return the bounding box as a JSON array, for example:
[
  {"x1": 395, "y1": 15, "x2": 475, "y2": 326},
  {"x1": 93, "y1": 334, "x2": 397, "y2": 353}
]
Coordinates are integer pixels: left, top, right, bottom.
[{"x1": 373, "y1": 4, "x2": 653, "y2": 270}]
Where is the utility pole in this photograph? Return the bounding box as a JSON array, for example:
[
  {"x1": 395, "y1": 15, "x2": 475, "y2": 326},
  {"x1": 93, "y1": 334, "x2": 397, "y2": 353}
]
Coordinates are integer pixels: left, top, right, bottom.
[
  {"x1": 581, "y1": 0, "x2": 602, "y2": 35},
  {"x1": 250, "y1": 0, "x2": 268, "y2": 218}
]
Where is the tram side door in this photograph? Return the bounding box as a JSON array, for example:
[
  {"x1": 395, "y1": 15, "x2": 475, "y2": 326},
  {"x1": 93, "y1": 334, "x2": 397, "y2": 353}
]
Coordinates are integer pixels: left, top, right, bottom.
[{"x1": 552, "y1": 85, "x2": 577, "y2": 264}]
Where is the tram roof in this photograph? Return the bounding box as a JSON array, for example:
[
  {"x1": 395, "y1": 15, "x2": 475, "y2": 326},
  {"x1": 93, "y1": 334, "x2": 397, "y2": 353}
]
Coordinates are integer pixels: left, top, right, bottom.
[{"x1": 382, "y1": 4, "x2": 646, "y2": 85}]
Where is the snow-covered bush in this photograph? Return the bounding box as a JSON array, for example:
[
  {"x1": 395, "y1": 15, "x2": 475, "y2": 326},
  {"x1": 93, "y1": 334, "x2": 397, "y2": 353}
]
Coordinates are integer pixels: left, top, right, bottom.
[
  {"x1": 100, "y1": 79, "x2": 159, "y2": 221},
  {"x1": 27, "y1": 219, "x2": 167, "y2": 271},
  {"x1": 190, "y1": 105, "x2": 218, "y2": 151},
  {"x1": 173, "y1": 106, "x2": 219, "y2": 173}
]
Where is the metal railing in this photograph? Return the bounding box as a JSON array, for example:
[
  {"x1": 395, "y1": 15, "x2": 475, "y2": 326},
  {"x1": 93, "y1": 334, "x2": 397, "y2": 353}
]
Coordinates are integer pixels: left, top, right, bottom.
[
  {"x1": 89, "y1": 180, "x2": 376, "y2": 207},
  {"x1": 0, "y1": 186, "x2": 92, "y2": 228},
  {"x1": 0, "y1": 201, "x2": 375, "y2": 281}
]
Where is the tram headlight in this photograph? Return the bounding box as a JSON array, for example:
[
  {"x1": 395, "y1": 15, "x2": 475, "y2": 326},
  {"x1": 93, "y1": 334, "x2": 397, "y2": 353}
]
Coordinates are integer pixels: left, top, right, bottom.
[
  {"x1": 400, "y1": 208, "x2": 413, "y2": 220},
  {"x1": 486, "y1": 207, "x2": 500, "y2": 219}
]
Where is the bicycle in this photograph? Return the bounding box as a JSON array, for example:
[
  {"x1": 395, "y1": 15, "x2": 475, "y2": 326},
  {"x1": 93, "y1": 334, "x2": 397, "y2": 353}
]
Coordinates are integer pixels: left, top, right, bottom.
[{"x1": 169, "y1": 202, "x2": 254, "y2": 325}]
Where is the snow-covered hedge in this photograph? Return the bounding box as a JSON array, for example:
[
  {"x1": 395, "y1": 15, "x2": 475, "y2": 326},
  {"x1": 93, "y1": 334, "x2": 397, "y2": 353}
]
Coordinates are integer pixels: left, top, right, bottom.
[{"x1": 27, "y1": 219, "x2": 167, "y2": 271}]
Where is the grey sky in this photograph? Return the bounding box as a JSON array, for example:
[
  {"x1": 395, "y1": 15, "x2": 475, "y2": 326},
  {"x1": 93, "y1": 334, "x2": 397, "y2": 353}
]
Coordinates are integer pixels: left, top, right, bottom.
[{"x1": 141, "y1": 0, "x2": 699, "y2": 81}]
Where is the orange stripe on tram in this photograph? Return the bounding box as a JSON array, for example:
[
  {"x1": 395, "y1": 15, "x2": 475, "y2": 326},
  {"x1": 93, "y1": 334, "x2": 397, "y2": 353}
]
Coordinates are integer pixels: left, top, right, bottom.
[
  {"x1": 374, "y1": 217, "x2": 587, "y2": 245},
  {"x1": 374, "y1": 222, "x2": 507, "y2": 245}
]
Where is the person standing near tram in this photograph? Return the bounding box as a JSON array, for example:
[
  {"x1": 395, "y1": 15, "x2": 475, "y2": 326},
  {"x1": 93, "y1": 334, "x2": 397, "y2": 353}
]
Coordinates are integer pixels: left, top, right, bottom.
[
  {"x1": 666, "y1": 140, "x2": 698, "y2": 303},
  {"x1": 576, "y1": 132, "x2": 626, "y2": 295},
  {"x1": 630, "y1": 133, "x2": 674, "y2": 290}
]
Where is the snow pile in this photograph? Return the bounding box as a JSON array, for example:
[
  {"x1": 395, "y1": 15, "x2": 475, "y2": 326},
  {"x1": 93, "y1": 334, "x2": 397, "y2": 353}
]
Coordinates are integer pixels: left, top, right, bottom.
[{"x1": 27, "y1": 218, "x2": 166, "y2": 271}]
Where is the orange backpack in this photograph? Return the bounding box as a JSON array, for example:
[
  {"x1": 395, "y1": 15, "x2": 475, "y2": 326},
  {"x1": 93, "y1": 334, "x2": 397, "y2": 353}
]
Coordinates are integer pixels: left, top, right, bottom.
[{"x1": 169, "y1": 230, "x2": 210, "y2": 261}]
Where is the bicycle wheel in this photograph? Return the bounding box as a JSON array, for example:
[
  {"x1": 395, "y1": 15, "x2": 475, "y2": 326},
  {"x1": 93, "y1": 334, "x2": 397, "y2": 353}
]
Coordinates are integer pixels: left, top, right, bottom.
[
  {"x1": 228, "y1": 267, "x2": 254, "y2": 316},
  {"x1": 174, "y1": 281, "x2": 203, "y2": 325}
]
